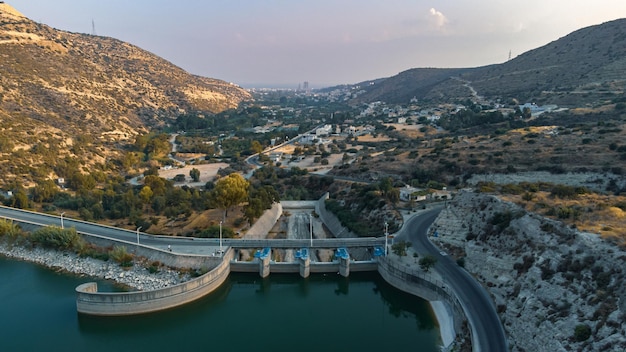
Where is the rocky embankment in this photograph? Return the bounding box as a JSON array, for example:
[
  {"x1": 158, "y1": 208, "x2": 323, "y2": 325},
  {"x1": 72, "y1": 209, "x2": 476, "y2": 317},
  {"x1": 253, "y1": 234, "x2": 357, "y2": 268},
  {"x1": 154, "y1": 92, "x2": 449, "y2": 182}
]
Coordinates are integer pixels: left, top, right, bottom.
[
  {"x1": 430, "y1": 191, "x2": 626, "y2": 351},
  {"x1": 1, "y1": 241, "x2": 190, "y2": 291}
]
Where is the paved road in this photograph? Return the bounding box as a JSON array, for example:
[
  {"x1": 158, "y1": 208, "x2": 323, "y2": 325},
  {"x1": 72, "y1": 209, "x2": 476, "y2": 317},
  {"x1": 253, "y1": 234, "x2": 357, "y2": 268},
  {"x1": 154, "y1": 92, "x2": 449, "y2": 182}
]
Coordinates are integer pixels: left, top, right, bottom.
[
  {"x1": 0, "y1": 206, "x2": 383, "y2": 250},
  {"x1": 396, "y1": 207, "x2": 508, "y2": 352}
]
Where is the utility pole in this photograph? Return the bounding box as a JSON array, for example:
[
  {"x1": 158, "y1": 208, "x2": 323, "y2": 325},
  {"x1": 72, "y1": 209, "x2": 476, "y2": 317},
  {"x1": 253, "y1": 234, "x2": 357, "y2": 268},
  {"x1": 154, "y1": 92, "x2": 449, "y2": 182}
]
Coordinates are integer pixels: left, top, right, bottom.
[
  {"x1": 219, "y1": 221, "x2": 223, "y2": 254},
  {"x1": 384, "y1": 222, "x2": 389, "y2": 256}
]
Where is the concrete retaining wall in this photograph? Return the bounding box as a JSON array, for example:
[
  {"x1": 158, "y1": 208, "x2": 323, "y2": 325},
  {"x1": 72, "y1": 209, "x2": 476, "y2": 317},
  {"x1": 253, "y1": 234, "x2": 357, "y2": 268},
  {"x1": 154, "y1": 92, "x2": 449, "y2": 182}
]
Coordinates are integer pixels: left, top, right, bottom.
[
  {"x1": 377, "y1": 256, "x2": 465, "y2": 333},
  {"x1": 76, "y1": 248, "x2": 235, "y2": 316},
  {"x1": 315, "y1": 193, "x2": 359, "y2": 238},
  {"x1": 81, "y1": 233, "x2": 221, "y2": 270},
  {"x1": 280, "y1": 201, "x2": 317, "y2": 209},
  {"x1": 245, "y1": 202, "x2": 282, "y2": 238}
]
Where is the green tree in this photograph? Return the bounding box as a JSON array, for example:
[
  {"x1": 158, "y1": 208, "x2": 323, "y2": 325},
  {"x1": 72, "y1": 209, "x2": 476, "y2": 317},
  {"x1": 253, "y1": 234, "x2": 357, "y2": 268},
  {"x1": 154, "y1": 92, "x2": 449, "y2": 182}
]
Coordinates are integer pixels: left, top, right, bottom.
[
  {"x1": 143, "y1": 175, "x2": 167, "y2": 196},
  {"x1": 378, "y1": 177, "x2": 393, "y2": 196},
  {"x1": 212, "y1": 173, "x2": 249, "y2": 218},
  {"x1": 11, "y1": 189, "x2": 29, "y2": 209},
  {"x1": 387, "y1": 188, "x2": 400, "y2": 204},
  {"x1": 138, "y1": 186, "x2": 154, "y2": 204},
  {"x1": 189, "y1": 168, "x2": 201, "y2": 182},
  {"x1": 31, "y1": 179, "x2": 59, "y2": 203},
  {"x1": 391, "y1": 241, "x2": 410, "y2": 256},
  {"x1": 250, "y1": 140, "x2": 263, "y2": 154},
  {"x1": 419, "y1": 255, "x2": 437, "y2": 272}
]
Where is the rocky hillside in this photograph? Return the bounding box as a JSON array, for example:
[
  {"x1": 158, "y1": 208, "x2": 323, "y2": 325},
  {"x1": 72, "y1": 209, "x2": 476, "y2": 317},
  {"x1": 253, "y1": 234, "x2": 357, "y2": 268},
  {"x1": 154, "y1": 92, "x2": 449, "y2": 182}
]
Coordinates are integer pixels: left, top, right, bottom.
[
  {"x1": 0, "y1": 3, "x2": 251, "y2": 186},
  {"x1": 355, "y1": 18, "x2": 626, "y2": 106},
  {"x1": 431, "y1": 191, "x2": 626, "y2": 351}
]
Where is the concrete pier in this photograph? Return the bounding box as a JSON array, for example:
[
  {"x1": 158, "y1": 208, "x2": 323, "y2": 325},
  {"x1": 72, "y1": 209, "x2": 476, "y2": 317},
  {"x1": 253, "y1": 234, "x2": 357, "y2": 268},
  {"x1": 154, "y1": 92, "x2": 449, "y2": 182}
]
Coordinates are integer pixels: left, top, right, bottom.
[
  {"x1": 338, "y1": 256, "x2": 350, "y2": 277},
  {"x1": 299, "y1": 257, "x2": 310, "y2": 278},
  {"x1": 257, "y1": 247, "x2": 271, "y2": 278}
]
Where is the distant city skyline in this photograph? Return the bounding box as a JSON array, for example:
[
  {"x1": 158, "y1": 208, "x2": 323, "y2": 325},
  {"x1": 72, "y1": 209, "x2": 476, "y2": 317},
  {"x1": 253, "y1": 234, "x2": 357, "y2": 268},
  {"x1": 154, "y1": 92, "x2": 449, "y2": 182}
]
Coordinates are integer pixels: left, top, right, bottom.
[{"x1": 8, "y1": 1, "x2": 626, "y2": 88}]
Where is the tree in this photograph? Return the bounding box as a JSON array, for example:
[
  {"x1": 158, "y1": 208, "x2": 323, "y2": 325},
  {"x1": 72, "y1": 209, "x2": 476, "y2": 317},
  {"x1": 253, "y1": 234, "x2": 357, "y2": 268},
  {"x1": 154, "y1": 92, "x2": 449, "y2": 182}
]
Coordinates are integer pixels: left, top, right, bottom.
[
  {"x1": 143, "y1": 175, "x2": 167, "y2": 196},
  {"x1": 189, "y1": 168, "x2": 201, "y2": 182},
  {"x1": 212, "y1": 173, "x2": 249, "y2": 218},
  {"x1": 250, "y1": 140, "x2": 263, "y2": 154},
  {"x1": 378, "y1": 177, "x2": 393, "y2": 196},
  {"x1": 31, "y1": 179, "x2": 59, "y2": 203},
  {"x1": 419, "y1": 255, "x2": 437, "y2": 272},
  {"x1": 138, "y1": 186, "x2": 154, "y2": 204},
  {"x1": 387, "y1": 188, "x2": 400, "y2": 204},
  {"x1": 11, "y1": 189, "x2": 29, "y2": 209}
]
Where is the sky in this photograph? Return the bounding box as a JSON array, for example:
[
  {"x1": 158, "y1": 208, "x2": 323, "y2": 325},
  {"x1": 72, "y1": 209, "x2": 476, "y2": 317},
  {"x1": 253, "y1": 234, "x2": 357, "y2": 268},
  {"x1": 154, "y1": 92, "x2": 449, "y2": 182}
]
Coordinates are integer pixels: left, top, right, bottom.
[{"x1": 7, "y1": 1, "x2": 626, "y2": 88}]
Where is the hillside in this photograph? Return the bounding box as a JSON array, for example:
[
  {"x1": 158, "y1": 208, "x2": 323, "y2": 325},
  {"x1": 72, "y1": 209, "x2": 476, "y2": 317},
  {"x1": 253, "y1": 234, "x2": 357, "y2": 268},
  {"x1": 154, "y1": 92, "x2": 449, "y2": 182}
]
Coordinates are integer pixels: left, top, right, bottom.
[
  {"x1": 0, "y1": 3, "x2": 251, "y2": 186},
  {"x1": 355, "y1": 19, "x2": 626, "y2": 106},
  {"x1": 431, "y1": 191, "x2": 626, "y2": 351}
]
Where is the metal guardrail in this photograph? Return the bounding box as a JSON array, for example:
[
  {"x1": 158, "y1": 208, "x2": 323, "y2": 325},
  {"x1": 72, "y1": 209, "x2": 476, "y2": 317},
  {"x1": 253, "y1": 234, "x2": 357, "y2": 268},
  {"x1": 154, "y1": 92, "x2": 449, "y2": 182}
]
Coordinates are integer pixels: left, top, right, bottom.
[
  {"x1": 378, "y1": 256, "x2": 466, "y2": 326},
  {"x1": 222, "y1": 237, "x2": 384, "y2": 248}
]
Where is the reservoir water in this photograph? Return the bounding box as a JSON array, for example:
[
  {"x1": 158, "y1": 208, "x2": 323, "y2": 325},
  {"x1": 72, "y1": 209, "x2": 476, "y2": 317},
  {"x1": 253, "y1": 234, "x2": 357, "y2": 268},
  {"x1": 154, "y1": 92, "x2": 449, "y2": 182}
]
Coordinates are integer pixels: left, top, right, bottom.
[{"x1": 0, "y1": 256, "x2": 440, "y2": 351}]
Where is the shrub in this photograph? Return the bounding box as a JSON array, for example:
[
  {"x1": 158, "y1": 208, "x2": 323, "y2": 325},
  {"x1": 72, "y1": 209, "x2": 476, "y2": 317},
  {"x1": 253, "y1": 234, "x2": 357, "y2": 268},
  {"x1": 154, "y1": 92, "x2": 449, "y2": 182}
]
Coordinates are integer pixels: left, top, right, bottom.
[
  {"x1": 197, "y1": 225, "x2": 235, "y2": 238},
  {"x1": 30, "y1": 226, "x2": 83, "y2": 250},
  {"x1": 0, "y1": 219, "x2": 23, "y2": 239},
  {"x1": 109, "y1": 245, "x2": 133, "y2": 267},
  {"x1": 573, "y1": 324, "x2": 591, "y2": 342}
]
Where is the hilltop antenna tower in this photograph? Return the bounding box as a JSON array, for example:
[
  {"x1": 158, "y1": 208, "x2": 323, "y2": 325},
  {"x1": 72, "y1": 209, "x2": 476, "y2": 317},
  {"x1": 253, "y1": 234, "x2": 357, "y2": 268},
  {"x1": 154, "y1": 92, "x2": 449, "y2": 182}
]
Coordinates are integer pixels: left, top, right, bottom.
[
  {"x1": 91, "y1": 19, "x2": 97, "y2": 36},
  {"x1": 508, "y1": 49, "x2": 511, "y2": 61}
]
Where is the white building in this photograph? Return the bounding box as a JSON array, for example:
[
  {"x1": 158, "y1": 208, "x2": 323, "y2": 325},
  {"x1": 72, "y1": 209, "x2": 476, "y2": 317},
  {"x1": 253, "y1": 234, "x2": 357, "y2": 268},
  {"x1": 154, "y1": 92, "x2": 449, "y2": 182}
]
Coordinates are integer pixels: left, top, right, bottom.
[{"x1": 399, "y1": 185, "x2": 427, "y2": 202}]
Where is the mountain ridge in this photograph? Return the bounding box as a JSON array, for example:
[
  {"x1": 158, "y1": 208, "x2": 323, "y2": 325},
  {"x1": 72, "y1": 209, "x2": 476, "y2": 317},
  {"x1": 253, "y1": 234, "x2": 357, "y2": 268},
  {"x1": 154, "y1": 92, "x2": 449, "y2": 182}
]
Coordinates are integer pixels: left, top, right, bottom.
[
  {"x1": 0, "y1": 3, "x2": 251, "y2": 186},
  {"x1": 351, "y1": 18, "x2": 626, "y2": 106}
]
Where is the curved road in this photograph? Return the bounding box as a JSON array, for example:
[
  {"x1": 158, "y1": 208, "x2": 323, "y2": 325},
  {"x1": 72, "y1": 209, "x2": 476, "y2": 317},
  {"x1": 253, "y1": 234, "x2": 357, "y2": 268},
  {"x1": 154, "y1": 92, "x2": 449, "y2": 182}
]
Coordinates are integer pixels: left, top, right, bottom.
[{"x1": 396, "y1": 207, "x2": 508, "y2": 352}]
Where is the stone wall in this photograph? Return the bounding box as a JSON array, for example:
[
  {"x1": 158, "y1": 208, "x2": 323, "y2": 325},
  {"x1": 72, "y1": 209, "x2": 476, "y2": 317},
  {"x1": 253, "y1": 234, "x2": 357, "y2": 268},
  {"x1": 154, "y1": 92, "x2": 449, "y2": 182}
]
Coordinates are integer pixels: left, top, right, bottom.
[{"x1": 76, "y1": 248, "x2": 235, "y2": 316}]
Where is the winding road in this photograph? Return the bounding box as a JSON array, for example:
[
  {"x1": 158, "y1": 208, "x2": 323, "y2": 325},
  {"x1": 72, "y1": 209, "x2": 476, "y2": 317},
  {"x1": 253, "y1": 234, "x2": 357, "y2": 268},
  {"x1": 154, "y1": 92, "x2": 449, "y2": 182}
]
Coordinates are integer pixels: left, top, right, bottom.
[{"x1": 397, "y1": 207, "x2": 508, "y2": 352}]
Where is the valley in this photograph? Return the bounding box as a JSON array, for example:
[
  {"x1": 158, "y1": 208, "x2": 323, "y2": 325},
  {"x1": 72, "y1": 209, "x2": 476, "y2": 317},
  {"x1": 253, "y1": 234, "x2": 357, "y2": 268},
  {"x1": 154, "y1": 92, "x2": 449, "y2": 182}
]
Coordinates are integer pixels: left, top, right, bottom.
[{"x1": 1, "y1": 2, "x2": 626, "y2": 351}]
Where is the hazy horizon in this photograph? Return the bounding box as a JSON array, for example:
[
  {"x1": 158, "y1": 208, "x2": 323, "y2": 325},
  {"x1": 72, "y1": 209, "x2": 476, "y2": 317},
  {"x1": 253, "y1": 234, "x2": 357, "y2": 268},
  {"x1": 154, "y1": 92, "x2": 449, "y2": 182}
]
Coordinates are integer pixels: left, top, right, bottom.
[{"x1": 7, "y1": 1, "x2": 626, "y2": 87}]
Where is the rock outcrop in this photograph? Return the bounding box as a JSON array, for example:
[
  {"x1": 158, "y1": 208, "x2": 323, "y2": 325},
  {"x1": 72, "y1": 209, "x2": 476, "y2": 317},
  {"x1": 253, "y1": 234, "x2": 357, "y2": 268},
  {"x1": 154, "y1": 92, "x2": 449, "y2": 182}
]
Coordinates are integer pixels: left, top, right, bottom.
[
  {"x1": 430, "y1": 191, "x2": 626, "y2": 351},
  {"x1": 1, "y1": 240, "x2": 190, "y2": 291}
]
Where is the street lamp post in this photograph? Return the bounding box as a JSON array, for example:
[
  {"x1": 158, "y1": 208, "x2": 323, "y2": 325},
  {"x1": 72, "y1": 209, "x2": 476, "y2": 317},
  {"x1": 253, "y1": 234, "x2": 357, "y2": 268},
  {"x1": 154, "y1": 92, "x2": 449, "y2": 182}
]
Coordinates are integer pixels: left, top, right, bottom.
[
  {"x1": 60, "y1": 212, "x2": 65, "y2": 229},
  {"x1": 219, "y1": 221, "x2": 223, "y2": 254},
  {"x1": 309, "y1": 213, "x2": 313, "y2": 248},
  {"x1": 384, "y1": 222, "x2": 389, "y2": 256},
  {"x1": 136, "y1": 226, "x2": 142, "y2": 245}
]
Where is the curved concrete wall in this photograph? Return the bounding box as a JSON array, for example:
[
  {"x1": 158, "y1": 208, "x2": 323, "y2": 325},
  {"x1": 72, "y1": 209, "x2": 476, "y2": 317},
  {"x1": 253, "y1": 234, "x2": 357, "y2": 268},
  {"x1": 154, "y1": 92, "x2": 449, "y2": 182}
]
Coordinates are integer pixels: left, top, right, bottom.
[
  {"x1": 377, "y1": 256, "x2": 465, "y2": 333},
  {"x1": 76, "y1": 248, "x2": 234, "y2": 316}
]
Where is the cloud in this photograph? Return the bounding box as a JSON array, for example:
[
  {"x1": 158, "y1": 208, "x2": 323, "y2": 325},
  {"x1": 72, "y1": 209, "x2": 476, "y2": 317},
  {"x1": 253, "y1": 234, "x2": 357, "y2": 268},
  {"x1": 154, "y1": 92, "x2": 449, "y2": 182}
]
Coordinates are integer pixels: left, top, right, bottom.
[{"x1": 429, "y1": 7, "x2": 448, "y2": 30}]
